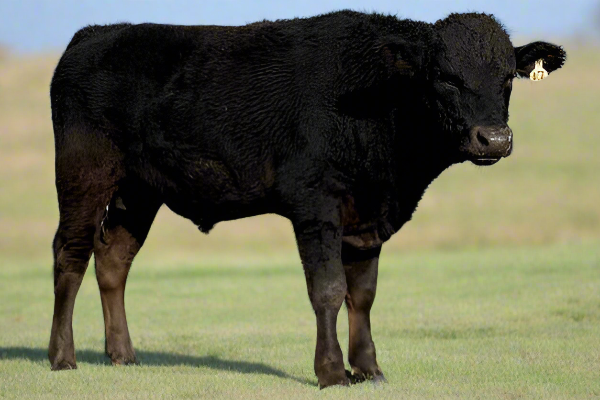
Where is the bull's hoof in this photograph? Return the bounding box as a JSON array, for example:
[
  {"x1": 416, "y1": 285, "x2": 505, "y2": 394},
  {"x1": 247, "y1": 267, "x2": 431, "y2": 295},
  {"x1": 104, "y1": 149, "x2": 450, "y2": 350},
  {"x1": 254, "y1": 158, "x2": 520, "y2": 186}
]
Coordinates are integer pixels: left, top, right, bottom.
[
  {"x1": 106, "y1": 342, "x2": 138, "y2": 366},
  {"x1": 317, "y1": 367, "x2": 350, "y2": 389},
  {"x1": 50, "y1": 360, "x2": 77, "y2": 371},
  {"x1": 111, "y1": 357, "x2": 138, "y2": 366},
  {"x1": 346, "y1": 369, "x2": 365, "y2": 384},
  {"x1": 109, "y1": 352, "x2": 138, "y2": 366},
  {"x1": 318, "y1": 376, "x2": 350, "y2": 389},
  {"x1": 346, "y1": 369, "x2": 387, "y2": 385}
]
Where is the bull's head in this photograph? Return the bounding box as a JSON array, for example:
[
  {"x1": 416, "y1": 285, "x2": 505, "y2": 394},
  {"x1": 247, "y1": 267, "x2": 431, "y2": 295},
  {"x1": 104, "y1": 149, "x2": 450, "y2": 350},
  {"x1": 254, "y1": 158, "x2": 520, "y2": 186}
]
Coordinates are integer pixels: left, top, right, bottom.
[{"x1": 384, "y1": 13, "x2": 566, "y2": 166}]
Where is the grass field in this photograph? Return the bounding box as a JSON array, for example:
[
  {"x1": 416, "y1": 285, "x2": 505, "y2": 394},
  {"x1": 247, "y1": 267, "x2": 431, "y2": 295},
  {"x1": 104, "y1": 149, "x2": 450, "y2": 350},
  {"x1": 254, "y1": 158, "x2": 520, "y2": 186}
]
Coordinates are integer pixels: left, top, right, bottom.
[
  {"x1": 1, "y1": 43, "x2": 599, "y2": 398},
  {"x1": 1, "y1": 243, "x2": 599, "y2": 398}
]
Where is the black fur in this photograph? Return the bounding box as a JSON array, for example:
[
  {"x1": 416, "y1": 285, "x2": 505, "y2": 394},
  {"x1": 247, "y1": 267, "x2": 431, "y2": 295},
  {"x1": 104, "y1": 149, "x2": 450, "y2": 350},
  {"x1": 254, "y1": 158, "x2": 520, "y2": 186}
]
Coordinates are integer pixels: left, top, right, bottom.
[{"x1": 48, "y1": 10, "x2": 565, "y2": 387}]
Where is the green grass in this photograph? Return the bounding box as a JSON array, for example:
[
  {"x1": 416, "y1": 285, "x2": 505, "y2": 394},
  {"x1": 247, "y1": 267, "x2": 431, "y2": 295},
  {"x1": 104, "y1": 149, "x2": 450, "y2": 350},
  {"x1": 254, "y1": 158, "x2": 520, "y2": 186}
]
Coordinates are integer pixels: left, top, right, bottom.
[{"x1": 1, "y1": 242, "x2": 600, "y2": 399}]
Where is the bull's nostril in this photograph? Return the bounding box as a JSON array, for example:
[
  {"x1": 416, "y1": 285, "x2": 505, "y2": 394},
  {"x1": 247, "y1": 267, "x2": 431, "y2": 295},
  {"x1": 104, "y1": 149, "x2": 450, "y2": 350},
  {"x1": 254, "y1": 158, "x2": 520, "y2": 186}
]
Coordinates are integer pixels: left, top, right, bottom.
[{"x1": 476, "y1": 131, "x2": 489, "y2": 146}]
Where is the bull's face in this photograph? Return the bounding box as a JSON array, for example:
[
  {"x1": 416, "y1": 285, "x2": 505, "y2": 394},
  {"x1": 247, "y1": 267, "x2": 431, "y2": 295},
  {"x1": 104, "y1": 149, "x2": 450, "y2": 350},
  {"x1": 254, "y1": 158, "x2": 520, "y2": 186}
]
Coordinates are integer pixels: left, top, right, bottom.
[
  {"x1": 432, "y1": 14, "x2": 518, "y2": 166},
  {"x1": 387, "y1": 13, "x2": 565, "y2": 166},
  {"x1": 431, "y1": 14, "x2": 565, "y2": 166}
]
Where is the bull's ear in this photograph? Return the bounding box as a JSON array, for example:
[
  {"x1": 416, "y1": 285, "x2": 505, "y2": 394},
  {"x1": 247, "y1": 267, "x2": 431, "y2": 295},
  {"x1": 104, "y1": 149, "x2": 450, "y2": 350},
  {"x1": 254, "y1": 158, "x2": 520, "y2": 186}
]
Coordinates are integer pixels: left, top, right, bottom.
[
  {"x1": 381, "y1": 37, "x2": 426, "y2": 76},
  {"x1": 514, "y1": 41, "x2": 566, "y2": 78}
]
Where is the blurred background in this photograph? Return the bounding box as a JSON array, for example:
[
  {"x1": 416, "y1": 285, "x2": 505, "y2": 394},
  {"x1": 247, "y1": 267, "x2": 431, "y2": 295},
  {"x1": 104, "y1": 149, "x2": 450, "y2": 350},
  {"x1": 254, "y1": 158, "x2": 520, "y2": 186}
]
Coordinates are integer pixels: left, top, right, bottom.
[{"x1": 0, "y1": 0, "x2": 599, "y2": 266}]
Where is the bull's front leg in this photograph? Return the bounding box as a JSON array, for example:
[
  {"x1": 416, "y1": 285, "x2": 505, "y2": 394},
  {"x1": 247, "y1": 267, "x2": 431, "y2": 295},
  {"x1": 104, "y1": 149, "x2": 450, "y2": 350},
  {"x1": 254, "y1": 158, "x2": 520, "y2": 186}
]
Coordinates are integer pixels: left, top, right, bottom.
[
  {"x1": 294, "y1": 209, "x2": 349, "y2": 389},
  {"x1": 342, "y1": 242, "x2": 386, "y2": 383}
]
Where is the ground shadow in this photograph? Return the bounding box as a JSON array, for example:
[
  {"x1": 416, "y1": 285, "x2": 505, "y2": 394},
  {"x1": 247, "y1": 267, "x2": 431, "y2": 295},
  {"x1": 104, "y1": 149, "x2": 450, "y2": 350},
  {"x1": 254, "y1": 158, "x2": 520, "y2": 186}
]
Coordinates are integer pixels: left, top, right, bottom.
[{"x1": 0, "y1": 347, "x2": 316, "y2": 386}]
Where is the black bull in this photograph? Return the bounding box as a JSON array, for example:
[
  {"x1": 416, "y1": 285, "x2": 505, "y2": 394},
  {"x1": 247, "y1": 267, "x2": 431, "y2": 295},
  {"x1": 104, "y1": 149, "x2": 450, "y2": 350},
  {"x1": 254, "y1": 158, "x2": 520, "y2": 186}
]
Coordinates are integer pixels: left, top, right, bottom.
[{"x1": 48, "y1": 10, "x2": 565, "y2": 388}]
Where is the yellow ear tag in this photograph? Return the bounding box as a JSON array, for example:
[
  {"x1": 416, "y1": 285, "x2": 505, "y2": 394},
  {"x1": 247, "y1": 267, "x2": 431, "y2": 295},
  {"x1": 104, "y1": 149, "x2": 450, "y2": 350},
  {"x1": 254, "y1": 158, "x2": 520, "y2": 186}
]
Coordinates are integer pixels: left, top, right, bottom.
[{"x1": 529, "y1": 59, "x2": 548, "y2": 81}]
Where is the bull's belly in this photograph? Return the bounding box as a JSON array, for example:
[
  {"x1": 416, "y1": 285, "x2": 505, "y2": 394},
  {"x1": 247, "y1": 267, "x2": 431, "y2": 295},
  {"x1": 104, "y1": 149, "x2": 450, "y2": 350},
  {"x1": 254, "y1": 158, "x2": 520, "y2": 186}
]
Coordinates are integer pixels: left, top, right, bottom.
[
  {"x1": 135, "y1": 153, "x2": 276, "y2": 232},
  {"x1": 164, "y1": 195, "x2": 275, "y2": 233},
  {"x1": 162, "y1": 170, "x2": 275, "y2": 233}
]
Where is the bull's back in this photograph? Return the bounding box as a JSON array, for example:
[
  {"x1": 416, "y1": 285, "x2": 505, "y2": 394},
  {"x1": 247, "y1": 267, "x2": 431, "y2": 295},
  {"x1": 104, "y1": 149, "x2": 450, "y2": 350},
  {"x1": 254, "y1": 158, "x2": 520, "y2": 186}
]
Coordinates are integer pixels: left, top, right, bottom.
[{"x1": 50, "y1": 24, "x2": 201, "y2": 141}]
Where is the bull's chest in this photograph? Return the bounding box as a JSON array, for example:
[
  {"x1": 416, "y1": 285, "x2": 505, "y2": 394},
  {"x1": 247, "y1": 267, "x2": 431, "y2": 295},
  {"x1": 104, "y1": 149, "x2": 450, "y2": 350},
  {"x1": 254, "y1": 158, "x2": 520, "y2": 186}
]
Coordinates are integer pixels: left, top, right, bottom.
[{"x1": 341, "y1": 194, "x2": 396, "y2": 250}]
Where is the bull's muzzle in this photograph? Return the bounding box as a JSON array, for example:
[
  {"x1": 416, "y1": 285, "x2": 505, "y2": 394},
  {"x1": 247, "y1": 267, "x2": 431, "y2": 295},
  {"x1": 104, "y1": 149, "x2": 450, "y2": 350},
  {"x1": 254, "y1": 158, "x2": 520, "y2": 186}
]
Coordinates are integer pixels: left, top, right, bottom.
[{"x1": 466, "y1": 125, "x2": 513, "y2": 166}]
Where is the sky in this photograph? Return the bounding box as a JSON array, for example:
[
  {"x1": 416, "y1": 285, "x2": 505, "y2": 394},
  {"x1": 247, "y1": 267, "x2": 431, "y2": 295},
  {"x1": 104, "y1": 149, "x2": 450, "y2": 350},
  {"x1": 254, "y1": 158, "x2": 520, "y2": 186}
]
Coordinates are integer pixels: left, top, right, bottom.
[{"x1": 0, "y1": 0, "x2": 597, "y2": 53}]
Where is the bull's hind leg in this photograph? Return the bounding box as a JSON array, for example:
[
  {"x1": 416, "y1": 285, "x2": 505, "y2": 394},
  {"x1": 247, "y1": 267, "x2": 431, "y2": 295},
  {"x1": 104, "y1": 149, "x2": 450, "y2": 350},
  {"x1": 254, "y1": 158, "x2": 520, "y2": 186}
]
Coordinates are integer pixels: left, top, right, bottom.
[
  {"x1": 93, "y1": 182, "x2": 161, "y2": 365},
  {"x1": 342, "y1": 243, "x2": 385, "y2": 383},
  {"x1": 49, "y1": 173, "x2": 116, "y2": 370}
]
